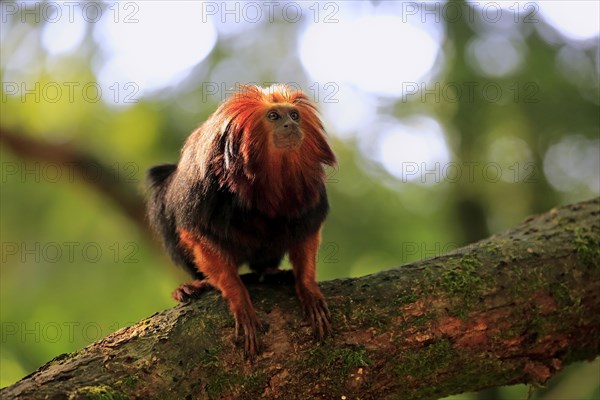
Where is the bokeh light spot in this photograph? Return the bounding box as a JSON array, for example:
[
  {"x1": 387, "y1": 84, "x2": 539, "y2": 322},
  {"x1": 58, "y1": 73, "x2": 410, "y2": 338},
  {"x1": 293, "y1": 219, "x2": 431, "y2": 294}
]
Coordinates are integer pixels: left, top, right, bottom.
[{"x1": 299, "y1": 14, "x2": 439, "y2": 97}]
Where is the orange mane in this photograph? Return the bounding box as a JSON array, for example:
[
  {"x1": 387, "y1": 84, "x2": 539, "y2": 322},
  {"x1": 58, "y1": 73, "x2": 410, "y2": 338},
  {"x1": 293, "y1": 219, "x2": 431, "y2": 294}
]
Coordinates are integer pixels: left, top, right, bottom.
[{"x1": 182, "y1": 85, "x2": 336, "y2": 216}]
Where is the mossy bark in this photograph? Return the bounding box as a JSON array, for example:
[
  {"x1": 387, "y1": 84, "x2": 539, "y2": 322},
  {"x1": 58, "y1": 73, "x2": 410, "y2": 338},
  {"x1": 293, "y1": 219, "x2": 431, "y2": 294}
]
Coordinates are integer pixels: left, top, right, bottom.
[{"x1": 2, "y1": 198, "x2": 599, "y2": 400}]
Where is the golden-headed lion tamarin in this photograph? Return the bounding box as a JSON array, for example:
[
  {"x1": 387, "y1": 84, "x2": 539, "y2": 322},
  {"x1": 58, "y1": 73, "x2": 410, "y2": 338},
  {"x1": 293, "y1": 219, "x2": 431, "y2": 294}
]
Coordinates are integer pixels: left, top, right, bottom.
[{"x1": 147, "y1": 84, "x2": 336, "y2": 356}]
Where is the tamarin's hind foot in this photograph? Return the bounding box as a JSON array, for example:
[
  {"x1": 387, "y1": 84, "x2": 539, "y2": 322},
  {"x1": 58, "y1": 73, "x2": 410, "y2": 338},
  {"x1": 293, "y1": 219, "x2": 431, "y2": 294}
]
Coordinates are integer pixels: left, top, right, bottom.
[{"x1": 172, "y1": 279, "x2": 214, "y2": 302}]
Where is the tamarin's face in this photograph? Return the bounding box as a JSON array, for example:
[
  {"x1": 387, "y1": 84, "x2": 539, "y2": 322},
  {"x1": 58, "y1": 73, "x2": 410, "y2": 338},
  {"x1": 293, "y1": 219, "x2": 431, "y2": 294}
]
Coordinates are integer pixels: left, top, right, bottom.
[{"x1": 265, "y1": 105, "x2": 304, "y2": 149}]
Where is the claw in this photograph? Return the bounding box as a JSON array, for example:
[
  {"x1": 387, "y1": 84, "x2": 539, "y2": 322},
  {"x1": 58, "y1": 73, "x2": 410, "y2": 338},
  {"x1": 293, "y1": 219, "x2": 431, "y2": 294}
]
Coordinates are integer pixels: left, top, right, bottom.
[
  {"x1": 298, "y1": 288, "x2": 332, "y2": 339},
  {"x1": 233, "y1": 308, "x2": 261, "y2": 358},
  {"x1": 172, "y1": 279, "x2": 214, "y2": 303}
]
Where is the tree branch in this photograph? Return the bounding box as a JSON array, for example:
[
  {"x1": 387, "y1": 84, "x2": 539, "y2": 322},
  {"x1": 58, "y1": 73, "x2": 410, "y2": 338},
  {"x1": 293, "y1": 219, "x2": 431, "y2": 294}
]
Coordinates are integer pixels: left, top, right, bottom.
[{"x1": 2, "y1": 195, "x2": 598, "y2": 399}]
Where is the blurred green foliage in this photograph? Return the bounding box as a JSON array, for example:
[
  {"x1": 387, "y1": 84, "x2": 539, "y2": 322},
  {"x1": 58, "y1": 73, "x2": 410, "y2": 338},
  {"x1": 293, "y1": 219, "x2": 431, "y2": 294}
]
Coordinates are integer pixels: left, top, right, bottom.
[{"x1": 1, "y1": 1, "x2": 598, "y2": 398}]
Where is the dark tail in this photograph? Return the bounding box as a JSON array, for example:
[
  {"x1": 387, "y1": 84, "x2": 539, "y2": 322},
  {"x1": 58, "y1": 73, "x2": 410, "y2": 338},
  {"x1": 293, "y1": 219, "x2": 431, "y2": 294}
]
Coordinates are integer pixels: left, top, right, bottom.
[
  {"x1": 146, "y1": 164, "x2": 202, "y2": 279},
  {"x1": 147, "y1": 164, "x2": 177, "y2": 189}
]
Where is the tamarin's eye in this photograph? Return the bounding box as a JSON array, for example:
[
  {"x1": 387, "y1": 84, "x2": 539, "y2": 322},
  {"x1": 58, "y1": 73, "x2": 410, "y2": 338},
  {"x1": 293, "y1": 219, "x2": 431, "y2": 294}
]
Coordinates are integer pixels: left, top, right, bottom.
[
  {"x1": 267, "y1": 111, "x2": 280, "y2": 120},
  {"x1": 289, "y1": 111, "x2": 299, "y2": 121}
]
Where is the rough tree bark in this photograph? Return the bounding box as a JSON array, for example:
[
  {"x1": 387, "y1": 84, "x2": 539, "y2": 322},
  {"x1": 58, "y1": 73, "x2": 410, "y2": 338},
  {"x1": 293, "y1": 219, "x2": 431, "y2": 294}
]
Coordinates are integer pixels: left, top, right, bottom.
[{"x1": 2, "y1": 198, "x2": 599, "y2": 400}]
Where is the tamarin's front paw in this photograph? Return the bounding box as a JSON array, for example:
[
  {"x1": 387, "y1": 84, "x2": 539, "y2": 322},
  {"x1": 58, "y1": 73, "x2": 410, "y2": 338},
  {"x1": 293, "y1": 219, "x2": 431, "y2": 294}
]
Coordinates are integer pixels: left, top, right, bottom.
[
  {"x1": 297, "y1": 288, "x2": 332, "y2": 339},
  {"x1": 233, "y1": 307, "x2": 262, "y2": 358},
  {"x1": 172, "y1": 279, "x2": 213, "y2": 302}
]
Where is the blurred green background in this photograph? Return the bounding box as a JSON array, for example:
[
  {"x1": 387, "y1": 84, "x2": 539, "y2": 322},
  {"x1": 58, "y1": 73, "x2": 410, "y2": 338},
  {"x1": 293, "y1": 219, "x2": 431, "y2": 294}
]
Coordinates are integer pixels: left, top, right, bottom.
[{"x1": 1, "y1": 1, "x2": 598, "y2": 398}]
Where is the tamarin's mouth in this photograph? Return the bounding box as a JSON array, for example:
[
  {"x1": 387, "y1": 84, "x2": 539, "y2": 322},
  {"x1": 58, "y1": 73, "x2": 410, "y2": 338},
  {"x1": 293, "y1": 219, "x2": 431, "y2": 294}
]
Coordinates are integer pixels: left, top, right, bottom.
[{"x1": 273, "y1": 133, "x2": 303, "y2": 149}]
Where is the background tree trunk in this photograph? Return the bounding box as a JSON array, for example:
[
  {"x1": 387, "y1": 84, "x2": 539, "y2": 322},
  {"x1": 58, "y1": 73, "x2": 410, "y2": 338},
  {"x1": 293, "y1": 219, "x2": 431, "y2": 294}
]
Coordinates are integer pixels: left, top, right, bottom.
[{"x1": 2, "y1": 198, "x2": 599, "y2": 400}]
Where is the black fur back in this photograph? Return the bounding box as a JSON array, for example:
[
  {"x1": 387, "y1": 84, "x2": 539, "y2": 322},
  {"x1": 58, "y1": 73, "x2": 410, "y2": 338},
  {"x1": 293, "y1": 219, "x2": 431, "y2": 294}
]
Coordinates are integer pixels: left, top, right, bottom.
[
  {"x1": 148, "y1": 163, "x2": 329, "y2": 278},
  {"x1": 147, "y1": 164, "x2": 203, "y2": 279},
  {"x1": 168, "y1": 170, "x2": 329, "y2": 272}
]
